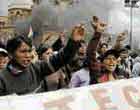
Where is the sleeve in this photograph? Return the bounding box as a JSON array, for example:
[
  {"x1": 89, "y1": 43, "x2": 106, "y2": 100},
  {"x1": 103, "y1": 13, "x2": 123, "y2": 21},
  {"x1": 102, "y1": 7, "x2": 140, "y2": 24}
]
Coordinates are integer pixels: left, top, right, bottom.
[
  {"x1": 69, "y1": 72, "x2": 81, "y2": 88},
  {"x1": 132, "y1": 63, "x2": 140, "y2": 78},
  {"x1": 36, "y1": 38, "x2": 81, "y2": 78},
  {"x1": 52, "y1": 38, "x2": 64, "y2": 51},
  {"x1": 87, "y1": 32, "x2": 101, "y2": 63},
  {"x1": 0, "y1": 78, "x2": 6, "y2": 96},
  {"x1": 87, "y1": 32, "x2": 102, "y2": 84}
]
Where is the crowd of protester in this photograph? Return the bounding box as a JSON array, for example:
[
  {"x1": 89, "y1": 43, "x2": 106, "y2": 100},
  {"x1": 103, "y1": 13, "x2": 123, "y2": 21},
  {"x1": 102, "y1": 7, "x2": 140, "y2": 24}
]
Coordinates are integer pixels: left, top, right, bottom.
[{"x1": 0, "y1": 16, "x2": 139, "y2": 96}]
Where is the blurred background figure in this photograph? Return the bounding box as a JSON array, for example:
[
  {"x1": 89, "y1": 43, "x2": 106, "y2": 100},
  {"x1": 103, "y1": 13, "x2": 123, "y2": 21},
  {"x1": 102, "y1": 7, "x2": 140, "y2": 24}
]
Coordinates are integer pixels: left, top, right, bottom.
[
  {"x1": 0, "y1": 48, "x2": 9, "y2": 71},
  {"x1": 37, "y1": 44, "x2": 53, "y2": 61}
]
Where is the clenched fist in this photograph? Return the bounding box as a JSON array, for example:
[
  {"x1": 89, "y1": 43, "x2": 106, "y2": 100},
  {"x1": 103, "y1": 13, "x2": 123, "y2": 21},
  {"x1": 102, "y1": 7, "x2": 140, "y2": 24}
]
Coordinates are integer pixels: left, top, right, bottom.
[
  {"x1": 71, "y1": 24, "x2": 85, "y2": 42},
  {"x1": 91, "y1": 16, "x2": 107, "y2": 33},
  {"x1": 116, "y1": 31, "x2": 127, "y2": 42}
]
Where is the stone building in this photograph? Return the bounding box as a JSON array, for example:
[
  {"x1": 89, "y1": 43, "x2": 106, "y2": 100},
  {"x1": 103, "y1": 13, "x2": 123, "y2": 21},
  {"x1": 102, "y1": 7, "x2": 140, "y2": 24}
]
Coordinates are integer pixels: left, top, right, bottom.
[
  {"x1": 8, "y1": 0, "x2": 33, "y2": 24},
  {"x1": 0, "y1": 0, "x2": 15, "y2": 43}
]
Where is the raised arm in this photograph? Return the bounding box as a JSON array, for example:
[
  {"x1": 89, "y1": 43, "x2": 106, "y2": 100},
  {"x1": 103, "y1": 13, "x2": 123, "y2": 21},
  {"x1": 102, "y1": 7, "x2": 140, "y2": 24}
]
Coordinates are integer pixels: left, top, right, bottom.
[
  {"x1": 37, "y1": 24, "x2": 86, "y2": 77},
  {"x1": 87, "y1": 16, "x2": 107, "y2": 62}
]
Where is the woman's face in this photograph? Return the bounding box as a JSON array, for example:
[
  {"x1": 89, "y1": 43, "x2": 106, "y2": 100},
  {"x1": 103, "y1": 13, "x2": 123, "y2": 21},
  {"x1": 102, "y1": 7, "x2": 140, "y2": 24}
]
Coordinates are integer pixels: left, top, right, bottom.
[{"x1": 103, "y1": 55, "x2": 118, "y2": 72}]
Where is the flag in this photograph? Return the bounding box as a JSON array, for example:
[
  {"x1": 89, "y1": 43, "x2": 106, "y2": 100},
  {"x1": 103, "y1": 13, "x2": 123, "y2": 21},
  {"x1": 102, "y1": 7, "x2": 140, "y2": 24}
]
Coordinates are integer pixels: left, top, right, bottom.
[{"x1": 28, "y1": 25, "x2": 33, "y2": 38}]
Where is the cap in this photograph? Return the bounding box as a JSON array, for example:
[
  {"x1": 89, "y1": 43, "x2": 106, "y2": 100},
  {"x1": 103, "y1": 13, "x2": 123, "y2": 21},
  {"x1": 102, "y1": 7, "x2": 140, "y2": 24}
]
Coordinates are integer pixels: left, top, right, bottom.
[{"x1": 0, "y1": 48, "x2": 8, "y2": 56}]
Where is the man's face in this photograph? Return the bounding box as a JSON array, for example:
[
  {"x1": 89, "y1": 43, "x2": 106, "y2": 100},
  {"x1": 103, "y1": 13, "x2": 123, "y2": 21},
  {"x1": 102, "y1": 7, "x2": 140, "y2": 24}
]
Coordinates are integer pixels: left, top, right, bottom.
[
  {"x1": 0, "y1": 54, "x2": 9, "y2": 70},
  {"x1": 120, "y1": 51, "x2": 128, "y2": 60},
  {"x1": 103, "y1": 55, "x2": 117, "y2": 72},
  {"x1": 14, "y1": 42, "x2": 32, "y2": 68}
]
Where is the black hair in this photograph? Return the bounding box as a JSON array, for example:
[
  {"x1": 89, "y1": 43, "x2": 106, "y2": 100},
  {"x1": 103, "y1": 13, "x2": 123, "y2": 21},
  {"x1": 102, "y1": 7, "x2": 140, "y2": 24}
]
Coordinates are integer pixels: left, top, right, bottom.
[
  {"x1": 124, "y1": 45, "x2": 131, "y2": 50},
  {"x1": 6, "y1": 36, "x2": 32, "y2": 54},
  {"x1": 119, "y1": 48, "x2": 128, "y2": 54},
  {"x1": 37, "y1": 43, "x2": 51, "y2": 57},
  {"x1": 100, "y1": 49, "x2": 119, "y2": 62},
  {"x1": 0, "y1": 42, "x2": 6, "y2": 49},
  {"x1": 0, "y1": 52, "x2": 8, "y2": 57}
]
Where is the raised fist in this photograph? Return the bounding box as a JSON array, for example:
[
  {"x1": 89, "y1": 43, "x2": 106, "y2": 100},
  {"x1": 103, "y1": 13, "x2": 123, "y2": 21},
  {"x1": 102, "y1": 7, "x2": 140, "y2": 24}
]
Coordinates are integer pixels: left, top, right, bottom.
[
  {"x1": 91, "y1": 16, "x2": 107, "y2": 33},
  {"x1": 71, "y1": 24, "x2": 85, "y2": 41},
  {"x1": 116, "y1": 31, "x2": 127, "y2": 42}
]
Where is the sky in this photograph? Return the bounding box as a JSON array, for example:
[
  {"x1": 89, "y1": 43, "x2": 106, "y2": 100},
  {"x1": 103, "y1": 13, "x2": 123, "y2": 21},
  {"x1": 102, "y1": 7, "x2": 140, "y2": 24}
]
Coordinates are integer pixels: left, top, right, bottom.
[
  {"x1": 1, "y1": 0, "x2": 140, "y2": 45},
  {"x1": 0, "y1": 0, "x2": 8, "y2": 16},
  {"x1": 107, "y1": 0, "x2": 140, "y2": 47}
]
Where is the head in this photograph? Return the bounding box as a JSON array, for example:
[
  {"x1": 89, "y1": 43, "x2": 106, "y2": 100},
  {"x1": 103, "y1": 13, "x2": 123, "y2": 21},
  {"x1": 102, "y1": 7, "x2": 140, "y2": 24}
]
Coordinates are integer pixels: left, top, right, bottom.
[
  {"x1": 101, "y1": 49, "x2": 119, "y2": 72},
  {"x1": 37, "y1": 44, "x2": 53, "y2": 60},
  {"x1": 0, "y1": 48, "x2": 9, "y2": 70},
  {"x1": 78, "y1": 40, "x2": 87, "y2": 59},
  {"x1": 119, "y1": 48, "x2": 129, "y2": 60},
  {"x1": 98, "y1": 43, "x2": 108, "y2": 54},
  {"x1": 6, "y1": 36, "x2": 33, "y2": 68}
]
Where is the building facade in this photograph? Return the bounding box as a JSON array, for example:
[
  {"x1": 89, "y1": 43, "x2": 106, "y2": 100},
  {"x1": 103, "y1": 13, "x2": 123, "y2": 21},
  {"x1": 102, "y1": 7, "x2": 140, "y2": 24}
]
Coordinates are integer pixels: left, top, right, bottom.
[{"x1": 0, "y1": 0, "x2": 35, "y2": 42}]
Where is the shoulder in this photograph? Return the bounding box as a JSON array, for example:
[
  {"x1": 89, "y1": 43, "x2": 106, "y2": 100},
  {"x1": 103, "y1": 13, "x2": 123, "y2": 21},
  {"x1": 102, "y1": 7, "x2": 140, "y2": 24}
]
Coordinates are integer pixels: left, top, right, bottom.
[
  {"x1": 73, "y1": 68, "x2": 89, "y2": 76},
  {"x1": 0, "y1": 68, "x2": 9, "y2": 75},
  {"x1": 0, "y1": 68, "x2": 10, "y2": 81},
  {"x1": 134, "y1": 62, "x2": 140, "y2": 67}
]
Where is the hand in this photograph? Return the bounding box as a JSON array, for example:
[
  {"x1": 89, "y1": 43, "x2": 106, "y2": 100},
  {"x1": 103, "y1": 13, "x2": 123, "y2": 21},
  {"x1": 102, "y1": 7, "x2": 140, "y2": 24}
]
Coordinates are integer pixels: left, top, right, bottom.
[
  {"x1": 91, "y1": 16, "x2": 107, "y2": 33},
  {"x1": 116, "y1": 31, "x2": 127, "y2": 42},
  {"x1": 72, "y1": 24, "x2": 85, "y2": 41}
]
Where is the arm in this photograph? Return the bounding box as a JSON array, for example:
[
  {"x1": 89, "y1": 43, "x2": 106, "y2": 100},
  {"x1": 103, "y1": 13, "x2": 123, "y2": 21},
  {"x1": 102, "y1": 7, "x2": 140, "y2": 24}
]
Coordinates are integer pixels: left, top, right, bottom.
[
  {"x1": 87, "y1": 32, "x2": 102, "y2": 63},
  {"x1": 0, "y1": 78, "x2": 7, "y2": 96},
  {"x1": 87, "y1": 32, "x2": 103, "y2": 83},
  {"x1": 52, "y1": 38, "x2": 64, "y2": 51},
  {"x1": 88, "y1": 16, "x2": 107, "y2": 84},
  {"x1": 69, "y1": 72, "x2": 81, "y2": 88},
  {"x1": 36, "y1": 25, "x2": 85, "y2": 78},
  {"x1": 132, "y1": 63, "x2": 140, "y2": 77},
  {"x1": 37, "y1": 38, "x2": 81, "y2": 77},
  {"x1": 52, "y1": 33, "x2": 66, "y2": 51},
  {"x1": 87, "y1": 16, "x2": 107, "y2": 62}
]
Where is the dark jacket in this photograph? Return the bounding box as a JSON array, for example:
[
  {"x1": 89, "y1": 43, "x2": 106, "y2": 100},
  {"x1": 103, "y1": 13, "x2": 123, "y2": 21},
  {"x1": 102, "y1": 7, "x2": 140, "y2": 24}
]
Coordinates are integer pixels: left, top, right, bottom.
[{"x1": 0, "y1": 39, "x2": 80, "y2": 96}]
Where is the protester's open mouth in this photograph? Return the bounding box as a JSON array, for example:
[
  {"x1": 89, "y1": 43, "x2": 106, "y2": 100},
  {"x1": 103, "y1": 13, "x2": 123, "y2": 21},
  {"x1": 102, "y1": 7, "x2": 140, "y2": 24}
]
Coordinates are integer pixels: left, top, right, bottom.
[
  {"x1": 108, "y1": 64, "x2": 115, "y2": 68},
  {"x1": 23, "y1": 60, "x2": 31, "y2": 65}
]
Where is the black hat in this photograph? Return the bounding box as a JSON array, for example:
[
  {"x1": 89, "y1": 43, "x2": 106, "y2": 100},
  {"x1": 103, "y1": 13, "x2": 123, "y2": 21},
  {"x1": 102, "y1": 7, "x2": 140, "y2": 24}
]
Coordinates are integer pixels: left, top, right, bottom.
[{"x1": 100, "y1": 49, "x2": 119, "y2": 62}]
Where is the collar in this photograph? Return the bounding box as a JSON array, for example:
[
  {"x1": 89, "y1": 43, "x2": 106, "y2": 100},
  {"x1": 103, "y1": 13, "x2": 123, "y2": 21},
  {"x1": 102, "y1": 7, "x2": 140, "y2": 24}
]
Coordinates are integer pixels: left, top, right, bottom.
[{"x1": 7, "y1": 64, "x2": 23, "y2": 76}]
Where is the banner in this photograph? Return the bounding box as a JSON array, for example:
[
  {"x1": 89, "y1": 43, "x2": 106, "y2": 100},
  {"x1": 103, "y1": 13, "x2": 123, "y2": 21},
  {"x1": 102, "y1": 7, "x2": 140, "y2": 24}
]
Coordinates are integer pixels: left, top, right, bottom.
[{"x1": 0, "y1": 78, "x2": 140, "y2": 110}]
